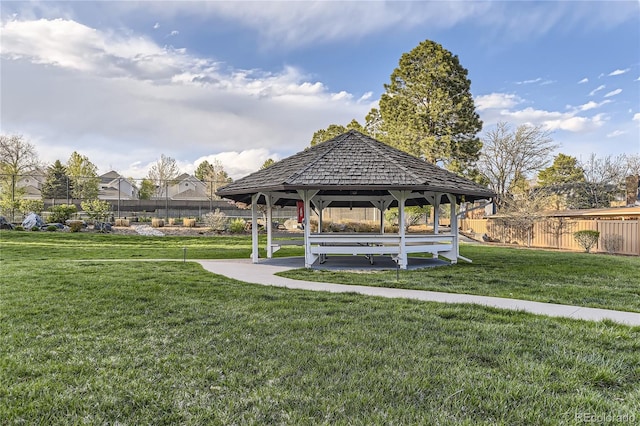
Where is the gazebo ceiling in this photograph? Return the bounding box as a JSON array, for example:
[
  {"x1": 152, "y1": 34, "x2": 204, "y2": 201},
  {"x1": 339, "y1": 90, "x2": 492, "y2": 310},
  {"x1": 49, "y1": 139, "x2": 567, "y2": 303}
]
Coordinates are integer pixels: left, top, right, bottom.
[{"x1": 217, "y1": 130, "x2": 495, "y2": 207}]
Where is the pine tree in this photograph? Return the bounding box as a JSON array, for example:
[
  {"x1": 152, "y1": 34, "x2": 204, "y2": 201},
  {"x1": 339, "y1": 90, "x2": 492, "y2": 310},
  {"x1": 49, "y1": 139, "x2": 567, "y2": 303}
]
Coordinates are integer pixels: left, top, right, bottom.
[
  {"x1": 41, "y1": 160, "x2": 71, "y2": 202},
  {"x1": 378, "y1": 40, "x2": 483, "y2": 174}
]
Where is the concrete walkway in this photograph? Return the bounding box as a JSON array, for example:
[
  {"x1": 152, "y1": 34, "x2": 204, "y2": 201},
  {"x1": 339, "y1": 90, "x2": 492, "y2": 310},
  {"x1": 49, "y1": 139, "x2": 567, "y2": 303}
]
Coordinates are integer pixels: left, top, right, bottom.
[{"x1": 196, "y1": 258, "x2": 640, "y2": 327}]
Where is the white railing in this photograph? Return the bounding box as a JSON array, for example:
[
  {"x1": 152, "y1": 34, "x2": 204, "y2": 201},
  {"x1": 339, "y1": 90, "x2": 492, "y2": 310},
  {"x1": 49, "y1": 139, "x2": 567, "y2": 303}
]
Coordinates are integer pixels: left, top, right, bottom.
[{"x1": 307, "y1": 233, "x2": 454, "y2": 256}]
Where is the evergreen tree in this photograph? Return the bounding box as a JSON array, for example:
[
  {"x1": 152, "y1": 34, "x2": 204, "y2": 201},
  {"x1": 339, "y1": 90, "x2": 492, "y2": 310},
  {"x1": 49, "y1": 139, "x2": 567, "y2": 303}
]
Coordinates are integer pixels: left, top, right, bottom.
[
  {"x1": 260, "y1": 158, "x2": 276, "y2": 169},
  {"x1": 538, "y1": 154, "x2": 585, "y2": 187},
  {"x1": 41, "y1": 160, "x2": 71, "y2": 202},
  {"x1": 377, "y1": 40, "x2": 483, "y2": 174},
  {"x1": 310, "y1": 120, "x2": 366, "y2": 146}
]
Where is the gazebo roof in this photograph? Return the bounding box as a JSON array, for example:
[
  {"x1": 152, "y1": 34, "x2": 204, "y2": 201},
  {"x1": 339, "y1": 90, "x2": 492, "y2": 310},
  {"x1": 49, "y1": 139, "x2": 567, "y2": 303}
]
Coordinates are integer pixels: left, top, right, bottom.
[{"x1": 217, "y1": 130, "x2": 494, "y2": 206}]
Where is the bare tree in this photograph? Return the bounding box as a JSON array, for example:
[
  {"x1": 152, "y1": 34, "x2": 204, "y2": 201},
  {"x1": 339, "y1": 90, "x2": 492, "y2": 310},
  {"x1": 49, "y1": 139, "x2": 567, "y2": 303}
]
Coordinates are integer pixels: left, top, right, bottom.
[
  {"x1": 625, "y1": 154, "x2": 640, "y2": 177},
  {"x1": 578, "y1": 153, "x2": 627, "y2": 208},
  {"x1": 147, "y1": 154, "x2": 181, "y2": 197},
  {"x1": 0, "y1": 135, "x2": 41, "y2": 219},
  {"x1": 499, "y1": 187, "x2": 552, "y2": 247},
  {"x1": 479, "y1": 122, "x2": 558, "y2": 209},
  {"x1": 0, "y1": 135, "x2": 40, "y2": 176}
]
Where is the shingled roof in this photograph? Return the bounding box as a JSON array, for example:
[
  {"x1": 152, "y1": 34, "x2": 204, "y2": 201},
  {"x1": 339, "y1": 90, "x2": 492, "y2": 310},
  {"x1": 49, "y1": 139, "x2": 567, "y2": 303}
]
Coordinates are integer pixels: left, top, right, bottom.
[{"x1": 217, "y1": 130, "x2": 494, "y2": 206}]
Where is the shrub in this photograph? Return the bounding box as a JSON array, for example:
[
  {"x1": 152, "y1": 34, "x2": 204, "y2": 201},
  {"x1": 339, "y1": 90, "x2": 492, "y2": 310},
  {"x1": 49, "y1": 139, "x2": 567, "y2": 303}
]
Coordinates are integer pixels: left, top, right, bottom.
[
  {"x1": 573, "y1": 230, "x2": 600, "y2": 253},
  {"x1": 46, "y1": 225, "x2": 58, "y2": 232},
  {"x1": 203, "y1": 209, "x2": 228, "y2": 231},
  {"x1": 81, "y1": 199, "x2": 112, "y2": 223},
  {"x1": 49, "y1": 204, "x2": 77, "y2": 223},
  {"x1": 115, "y1": 218, "x2": 130, "y2": 227},
  {"x1": 69, "y1": 221, "x2": 84, "y2": 233},
  {"x1": 14, "y1": 226, "x2": 24, "y2": 231},
  {"x1": 30, "y1": 226, "x2": 40, "y2": 232},
  {"x1": 151, "y1": 218, "x2": 164, "y2": 228},
  {"x1": 229, "y1": 218, "x2": 246, "y2": 234},
  {"x1": 183, "y1": 218, "x2": 196, "y2": 228},
  {"x1": 602, "y1": 234, "x2": 623, "y2": 254},
  {"x1": 19, "y1": 199, "x2": 44, "y2": 216}
]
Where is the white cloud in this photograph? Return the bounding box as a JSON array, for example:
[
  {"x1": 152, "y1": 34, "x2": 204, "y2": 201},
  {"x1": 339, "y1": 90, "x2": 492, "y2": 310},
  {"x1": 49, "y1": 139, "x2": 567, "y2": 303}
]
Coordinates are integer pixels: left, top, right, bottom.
[
  {"x1": 589, "y1": 85, "x2": 605, "y2": 96},
  {"x1": 358, "y1": 92, "x2": 373, "y2": 102},
  {"x1": 604, "y1": 88, "x2": 622, "y2": 97},
  {"x1": 571, "y1": 100, "x2": 611, "y2": 112},
  {"x1": 0, "y1": 18, "x2": 371, "y2": 178},
  {"x1": 633, "y1": 113, "x2": 640, "y2": 122},
  {"x1": 0, "y1": 18, "x2": 190, "y2": 79},
  {"x1": 489, "y1": 107, "x2": 606, "y2": 133},
  {"x1": 474, "y1": 93, "x2": 522, "y2": 111},
  {"x1": 606, "y1": 130, "x2": 625, "y2": 138},
  {"x1": 168, "y1": 30, "x2": 179, "y2": 37},
  {"x1": 516, "y1": 77, "x2": 542, "y2": 85},
  {"x1": 578, "y1": 78, "x2": 588, "y2": 84},
  {"x1": 153, "y1": 22, "x2": 160, "y2": 29},
  {"x1": 608, "y1": 68, "x2": 630, "y2": 76},
  {"x1": 194, "y1": 150, "x2": 281, "y2": 180}
]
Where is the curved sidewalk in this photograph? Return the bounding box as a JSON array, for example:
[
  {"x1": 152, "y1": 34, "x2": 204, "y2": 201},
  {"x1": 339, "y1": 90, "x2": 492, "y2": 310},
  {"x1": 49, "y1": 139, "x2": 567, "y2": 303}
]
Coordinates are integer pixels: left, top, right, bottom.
[{"x1": 196, "y1": 259, "x2": 640, "y2": 326}]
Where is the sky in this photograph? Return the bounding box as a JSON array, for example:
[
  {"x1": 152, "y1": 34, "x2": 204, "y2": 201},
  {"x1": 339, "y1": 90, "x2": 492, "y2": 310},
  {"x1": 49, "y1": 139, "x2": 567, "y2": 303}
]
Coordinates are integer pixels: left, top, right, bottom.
[{"x1": 1, "y1": 0, "x2": 639, "y2": 181}]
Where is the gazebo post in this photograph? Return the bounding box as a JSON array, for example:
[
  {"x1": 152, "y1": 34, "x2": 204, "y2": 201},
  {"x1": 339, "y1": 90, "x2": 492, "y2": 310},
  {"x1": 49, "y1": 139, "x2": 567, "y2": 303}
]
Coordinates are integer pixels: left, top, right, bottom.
[
  {"x1": 298, "y1": 190, "x2": 319, "y2": 268},
  {"x1": 266, "y1": 194, "x2": 273, "y2": 258},
  {"x1": 433, "y1": 193, "x2": 440, "y2": 235},
  {"x1": 316, "y1": 199, "x2": 328, "y2": 233},
  {"x1": 251, "y1": 193, "x2": 259, "y2": 263},
  {"x1": 374, "y1": 199, "x2": 392, "y2": 234},
  {"x1": 446, "y1": 193, "x2": 459, "y2": 263},
  {"x1": 390, "y1": 191, "x2": 409, "y2": 269}
]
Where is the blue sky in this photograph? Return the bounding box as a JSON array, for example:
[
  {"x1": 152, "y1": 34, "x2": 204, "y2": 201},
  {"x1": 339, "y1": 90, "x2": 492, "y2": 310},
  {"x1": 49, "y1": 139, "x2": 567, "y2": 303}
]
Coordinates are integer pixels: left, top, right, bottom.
[{"x1": 1, "y1": 1, "x2": 639, "y2": 180}]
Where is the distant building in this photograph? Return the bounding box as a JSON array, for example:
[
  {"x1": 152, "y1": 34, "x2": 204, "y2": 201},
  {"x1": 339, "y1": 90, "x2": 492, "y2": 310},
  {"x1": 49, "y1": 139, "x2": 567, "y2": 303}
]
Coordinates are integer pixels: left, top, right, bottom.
[
  {"x1": 98, "y1": 171, "x2": 138, "y2": 200},
  {"x1": 15, "y1": 170, "x2": 45, "y2": 200},
  {"x1": 166, "y1": 173, "x2": 210, "y2": 200}
]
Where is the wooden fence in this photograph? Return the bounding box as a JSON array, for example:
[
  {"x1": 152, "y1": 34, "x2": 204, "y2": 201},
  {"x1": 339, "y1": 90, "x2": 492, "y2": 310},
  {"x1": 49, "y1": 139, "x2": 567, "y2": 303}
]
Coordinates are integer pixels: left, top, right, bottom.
[{"x1": 460, "y1": 218, "x2": 640, "y2": 256}]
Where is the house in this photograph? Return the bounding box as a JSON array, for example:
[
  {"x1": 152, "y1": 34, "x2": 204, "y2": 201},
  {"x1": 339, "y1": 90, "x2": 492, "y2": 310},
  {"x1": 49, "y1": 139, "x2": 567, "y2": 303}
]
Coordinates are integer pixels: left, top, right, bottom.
[
  {"x1": 15, "y1": 170, "x2": 45, "y2": 200},
  {"x1": 166, "y1": 173, "x2": 210, "y2": 200},
  {"x1": 98, "y1": 171, "x2": 138, "y2": 200}
]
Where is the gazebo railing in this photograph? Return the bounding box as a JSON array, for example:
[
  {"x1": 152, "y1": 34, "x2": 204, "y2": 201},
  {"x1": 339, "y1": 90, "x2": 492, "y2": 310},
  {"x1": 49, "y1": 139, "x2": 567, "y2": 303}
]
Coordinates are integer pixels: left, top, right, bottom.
[{"x1": 307, "y1": 233, "x2": 454, "y2": 258}]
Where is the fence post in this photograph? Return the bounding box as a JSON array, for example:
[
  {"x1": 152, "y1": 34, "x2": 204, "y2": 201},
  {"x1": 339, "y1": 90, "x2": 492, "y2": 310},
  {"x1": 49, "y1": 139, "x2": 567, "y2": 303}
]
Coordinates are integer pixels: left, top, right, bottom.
[{"x1": 11, "y1": 174, "x2": 16, "y2": 222}]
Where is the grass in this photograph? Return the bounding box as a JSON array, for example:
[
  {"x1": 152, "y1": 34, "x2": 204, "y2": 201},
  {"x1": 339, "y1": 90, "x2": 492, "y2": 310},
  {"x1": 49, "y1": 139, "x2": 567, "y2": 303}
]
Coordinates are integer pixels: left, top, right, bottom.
[
  {"x1": 1, "y1": 231, "x2": 639, "y2": 423},
  {"x1": 2, "y1": 231, "x2": 639, "y2": 312},
  {"x1": 0, "y1": 230, "x2": 302, "y2": 261},
  {"x1": 1, "y1": 259, "x2": 639, "y2": 424},
  {"x1": 279, "y1": 244, "x2": 640, "y2": 313}
]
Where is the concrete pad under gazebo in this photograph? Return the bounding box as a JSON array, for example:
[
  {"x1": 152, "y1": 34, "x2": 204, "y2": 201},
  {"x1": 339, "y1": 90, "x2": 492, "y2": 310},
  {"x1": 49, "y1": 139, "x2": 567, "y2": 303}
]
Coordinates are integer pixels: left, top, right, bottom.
[{"x1": 217, "y1": 131, "x2": 495, "y2": 269}]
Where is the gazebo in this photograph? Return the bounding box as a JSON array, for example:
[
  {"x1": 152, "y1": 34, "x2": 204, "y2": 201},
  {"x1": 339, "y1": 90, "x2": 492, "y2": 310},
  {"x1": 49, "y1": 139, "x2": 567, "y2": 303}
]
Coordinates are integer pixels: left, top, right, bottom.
[{"x1": 217, "y1": 131, "x2": 494, "y2": 269}]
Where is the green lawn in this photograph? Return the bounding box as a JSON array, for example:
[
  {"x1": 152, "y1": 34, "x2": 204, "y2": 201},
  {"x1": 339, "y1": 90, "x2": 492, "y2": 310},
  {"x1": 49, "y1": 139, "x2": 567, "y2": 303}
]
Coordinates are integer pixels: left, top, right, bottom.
[
  {"x1": 1, "y1": 260, "x2": 639, "y2": 424},
  {"x1": 279, "y1": 244, "x2": 640, "y2": 313},
  {"x1": 1, "y1": 231, "x2": 639, "y2": 423},
  {"x1": 0, "y1": 230, "x2": 302, "y2": 261}
]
